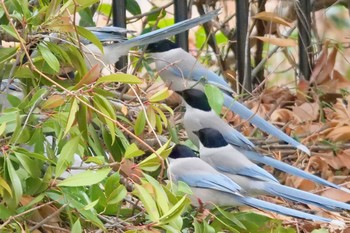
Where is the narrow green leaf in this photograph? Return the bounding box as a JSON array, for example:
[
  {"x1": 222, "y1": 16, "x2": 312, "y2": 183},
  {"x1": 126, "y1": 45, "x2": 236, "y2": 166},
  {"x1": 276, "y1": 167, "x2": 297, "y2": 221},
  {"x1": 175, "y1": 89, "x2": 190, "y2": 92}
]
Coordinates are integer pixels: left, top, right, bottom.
[
  {"x1": 97, "y1": 3, "x2": 112, "y2": 16},
  {"x1": 37, "y1": 43, "x2": 60, "y2": 73},
  {"x1": 159, "y1": 195, "x2": 190, "y2": 224},
  {"x1": 0, "y1": 25, "x2": 21, "y2": 41},
  {"x1": 84, "y1": 199, "x2": 99, "y2": 210},
  {"x1": 93, "y1": 94, "x2": 116, "y2": 143},
  {"x1": 124, "y1": 143, "x2": 145, "y2": 159},
  {"x1": 106, "y1": 185, "x2": 127, "y2": 205},
  {"x1": 143, "y1": 173, "x2": 169, "y2": 215},
  {"x1": 214, "y1": 205, "x2": 246, "y2": 230},
  {"x1": 71, "y1": 219, "x2": 82, "y2": 233},
  {"x1": 15, "y1": 152, "x2": 41, "y2": 178},
  {"x1": 58, "y1": 168, "x2": 111, "y2": 187},
  {"x1": 55, "y1": 136, "x2": 80, "y2": 177},
  {"x1": 64, "y1": 98, "x2": 79, "y2": 136},
  {"x1": 205, "y1": 84, "x2": 224, "y2": 115},
  {"x1": 138, "y1": 140, "x2": 171, "y2": 171},
  {"x1": 134, "y1": 111, "x2": 146, "y2": 136},
  {"x1": 149, "y1": 88, "x2": 170, "y2": 102},
  {"x1": 0, "y1": 47, "x2": 17, "y2": 64},
  {"x1": 76, "y1": 26, "x2": 103, "y2": 52},
  {"x1": 134, "y1": 184, "x2": 160, "y2": 221},
  {"x1": 152, "y1": 105, "x2": 168, "y2": 128},
  {"x1": 97, "y1": 73, "x2": 142, "y2": 84},
  {"x1": 14, "y1": 66, "x2": 36, "y2": 79},
  {"x1": 6, "y1": 158, "x2": 22, "y2": 205}
]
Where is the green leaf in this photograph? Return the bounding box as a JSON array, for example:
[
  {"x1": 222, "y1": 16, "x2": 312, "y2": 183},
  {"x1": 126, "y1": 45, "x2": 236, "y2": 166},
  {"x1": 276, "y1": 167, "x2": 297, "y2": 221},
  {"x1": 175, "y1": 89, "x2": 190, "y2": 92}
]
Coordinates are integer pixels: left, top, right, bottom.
[
  {"x1": 84, "y1": 199, "x2": 99, "y2": 210},
  {"x1": 15, "y1": 152, "x2": 41, "y2": 178},
  {"x1": 76, "y1": 26, "x2": 103, "y2": 52},
  {"x1": 55, "y1": 136, "x2": 80, "y2": 177},
  {"x1": 37, "y1": 43, "x2": 60, "y2": 73},
  {"x1": 143, "y1": 173, "x2": 169, "y2": 215},
  {"x1": 134, "y1": 111, "x2": 146, "y2": 136},
  {"x1": 124, "y1": 143, "x2": 145, "y2": 159},
  {"x1": 0, "y1": 25, "x2": 21, "y2": 41},
  {"x1": 138, "y1": 140, "x2": 171, "y2": 171},
  {"x1": 97, "y1": 73, "x2": 142, "y2": 84},
  {"x1": 71, "y1": 219, "x2": 82, "y2": 233},
  {"x1": 205, "y1": 84, "x2": 224, "y2": 115},
  {"x1": 149, "y1": 88, "x2": 170, "y2": 102},
  {"x1": 0, "y1": 176, "x2": 12, "y2": 197},
  {"x1": 64, "y1": 98, "x2": 79, "y2": 136},
  {"x1": 133, "y1": 183, "x2": 160, "y2": 221},
  {"x1": 126, "y1": 0, "x2": 141, "y2": 15},
  {"x1": 106, "y1": 185, "x2": 127, "y2": 205},
  {"x1": 13, "y1": 67, "x2": 36, "y2": 79},
  {"x1": 6, "y1": 157, "x2": 23, "y2": 205},
  {"x1": 58, "y1": 168, "x2": 111, "y2": 187},
  {"x1": 93, "y1": 94, "x2": 117, "y2": 143},
  {"x1": 159, "y1": 195, "x2": 189, "y2": 224},
  {"x1": 214, "y1": 205, "x2": 246, "y2": 230},
  {"x1": 0, "y1": 47, "x2": 17, "y2": 64},
  {"x1": 97, "y1": 3, "x2": 111, "y2": 16}
]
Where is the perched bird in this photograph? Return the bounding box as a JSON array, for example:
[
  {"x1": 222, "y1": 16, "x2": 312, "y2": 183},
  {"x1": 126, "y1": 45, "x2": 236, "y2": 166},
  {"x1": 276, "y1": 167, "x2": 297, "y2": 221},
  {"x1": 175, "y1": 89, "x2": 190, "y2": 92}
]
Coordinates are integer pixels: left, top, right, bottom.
[
  {"x1": 176, "y1": 88, "x2": 350, "y2": 193},
  {"x1": 84, "y1": 10, "x2": 219, "y2": 68},
  {"x1": 168, "y1": 145, "x2": 344, "y2": 225},
  {"x1": 194, "y1": 128, "x2": 350, "y2": 211},
  {"x1": 145, "y1": 39, "x2": 309, "y2": 154}
]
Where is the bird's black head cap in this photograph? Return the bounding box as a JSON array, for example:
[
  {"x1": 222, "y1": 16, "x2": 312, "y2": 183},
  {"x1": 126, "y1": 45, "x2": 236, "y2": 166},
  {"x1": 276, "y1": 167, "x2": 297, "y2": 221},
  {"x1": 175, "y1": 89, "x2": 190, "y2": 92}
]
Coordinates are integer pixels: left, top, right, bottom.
[
  {"x1": 193, "y1": 128, "x2": 228, "y2": 148},
  {"x1": 176, "y1": 89, "x2": 211, "y2": 112},
  {"x1": 168, "y1": 144, "x2": 198, "y2": 159},
  {"x1": 145, "y1": 39, "x2": 178, "y2": 53}
]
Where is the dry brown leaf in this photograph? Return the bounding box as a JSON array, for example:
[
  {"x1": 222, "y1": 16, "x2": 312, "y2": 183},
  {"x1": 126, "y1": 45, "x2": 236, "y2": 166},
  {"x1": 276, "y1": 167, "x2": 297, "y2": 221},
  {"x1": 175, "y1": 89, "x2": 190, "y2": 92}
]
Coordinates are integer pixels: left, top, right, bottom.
[
  {"x1": 120, "y1": 159, "x2": 143, "y2": 184},
  {"x1": 308, "y1": 156, "x2": 334, "y2": 180},
  {"x1": 253, "y1": 36, "x2": 297, "y2": 47},
  {"x1": 326, "y1": 126, "x2": 350, "y2": 142},
  {"x1": 292, "y1": 102, "x2": 320, "y2": 122},
  {"x1": 310, "y1": 43, "x2": 329, "y2": 83},
  {"x1": 311, "y1": 47, "x2": 338, "y2": 85},
  {"x1": 296, "y1": 79, "x2": 310, "y2": 103},
  {"x1": 260, "y1": 87, "x2": 295, "y2": 104},
  {"x1": 271, "y1": 109, "x2": 301, "y2": 124},
  {"x1": 292, "y1": 178, "x2": 317, "y2": 191},
  {"x1": 253, "y1": 11, "x2": 292, "y2": 27},
  {"x1": 294, "y1": 123, "x2": 324, "y2": 137},
  {"x1": 320, "y1": 188, "x2": 350, "y2": 203}
]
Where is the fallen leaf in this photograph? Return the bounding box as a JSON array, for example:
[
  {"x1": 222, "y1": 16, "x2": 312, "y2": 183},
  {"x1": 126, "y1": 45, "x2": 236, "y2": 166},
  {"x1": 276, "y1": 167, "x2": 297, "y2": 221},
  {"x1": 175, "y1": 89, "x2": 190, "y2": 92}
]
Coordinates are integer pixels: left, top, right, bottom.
[
  {"x1": 292, "y1": 102, "x2": 319, "y2": 122},
  {"x1": 327, "y1": 126, "x2": 350, "y2": 142}
]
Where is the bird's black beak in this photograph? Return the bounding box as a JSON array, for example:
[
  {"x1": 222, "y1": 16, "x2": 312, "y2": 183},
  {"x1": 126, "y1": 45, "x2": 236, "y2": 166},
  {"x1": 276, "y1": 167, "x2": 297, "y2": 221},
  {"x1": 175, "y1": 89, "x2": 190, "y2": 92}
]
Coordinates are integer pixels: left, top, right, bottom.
[{"x1": 192, "y1": 130, "x2": 199, "y2": 136}]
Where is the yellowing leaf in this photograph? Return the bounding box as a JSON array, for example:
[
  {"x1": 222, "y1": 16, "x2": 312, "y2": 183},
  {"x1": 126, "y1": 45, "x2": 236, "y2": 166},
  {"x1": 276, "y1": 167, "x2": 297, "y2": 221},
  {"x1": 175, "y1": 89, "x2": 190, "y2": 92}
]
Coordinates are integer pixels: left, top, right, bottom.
[
  {"x1": 149, "y1": 88, "x2": 170, "y2": 103},
  {"x1": 74, "y1": 64, "x2": 100, "y2": 89},
  {"x1": 41, "y1": 95, "x2": 65, "y2": 109},
  {"x1": 253, "y1": 11, "x2": 292, "y2": 27},
  {"x1": 97, "y1": 73, "x2": 142, "y2": 84},
  {"x1": 124, "y1": 143, "x2": 145, "y2": 159},
  {"x1": 253, "y1": 36, "x2": 296, "y2": 47},
  {"x1": 0, "y1": 176, "x2": 12, "y2": 197}
]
